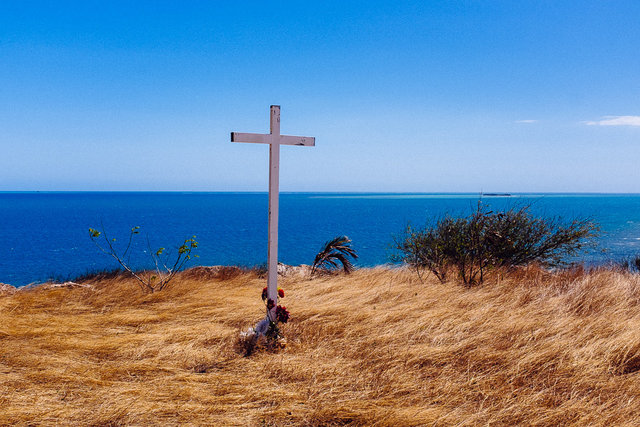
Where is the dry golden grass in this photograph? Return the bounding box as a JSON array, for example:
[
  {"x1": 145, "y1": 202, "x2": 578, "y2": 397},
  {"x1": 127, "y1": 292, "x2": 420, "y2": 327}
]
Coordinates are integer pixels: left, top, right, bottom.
[{"x1": 2, "y1": 265, "x2": 640, "y2": 426}]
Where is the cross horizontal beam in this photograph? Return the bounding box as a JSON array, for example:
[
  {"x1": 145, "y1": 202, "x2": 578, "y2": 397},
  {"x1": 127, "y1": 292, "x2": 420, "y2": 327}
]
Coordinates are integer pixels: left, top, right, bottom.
[{"x1": 231, "y1": 132, "x2": 315, "y2": 146}]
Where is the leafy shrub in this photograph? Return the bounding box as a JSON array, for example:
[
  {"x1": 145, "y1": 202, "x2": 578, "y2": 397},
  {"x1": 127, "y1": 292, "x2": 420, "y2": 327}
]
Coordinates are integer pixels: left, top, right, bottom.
[{"x1": 394, "y1": 203, "x2": 598, "y2": 285}]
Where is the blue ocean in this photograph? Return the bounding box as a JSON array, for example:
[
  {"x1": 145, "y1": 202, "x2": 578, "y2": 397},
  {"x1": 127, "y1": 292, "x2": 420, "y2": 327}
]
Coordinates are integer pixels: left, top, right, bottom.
[{"x1": 1, "y1": 192, "x2": 640, "y2": 287}]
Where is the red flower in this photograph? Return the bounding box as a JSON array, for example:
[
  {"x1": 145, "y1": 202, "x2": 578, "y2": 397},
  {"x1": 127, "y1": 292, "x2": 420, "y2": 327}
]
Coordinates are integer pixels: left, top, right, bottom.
[
  {"x1": 261, "y1": 287, "x2": 268, "y2": 301},
  {"x1": 266, "y1": 298, "x2": 275, "y2": 310},
  {"x1": 278, "y1": 288, "x2": 285, "y2": 298},
  {"x1": 275, "y1": 305, "x2": 290, "y2": 323}
]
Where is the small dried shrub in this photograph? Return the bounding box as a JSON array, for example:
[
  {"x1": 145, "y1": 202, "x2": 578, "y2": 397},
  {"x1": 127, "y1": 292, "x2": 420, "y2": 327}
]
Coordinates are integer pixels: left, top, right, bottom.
[
  {"x1": 617, "y1": 255, "x2": 640, "y2": 273},
  {"x1": 214, "y1": 266, "x2": 243, "y2": 280},
  {"x1": 72, "y1": 268, "x2": 126, "y2": 283}
]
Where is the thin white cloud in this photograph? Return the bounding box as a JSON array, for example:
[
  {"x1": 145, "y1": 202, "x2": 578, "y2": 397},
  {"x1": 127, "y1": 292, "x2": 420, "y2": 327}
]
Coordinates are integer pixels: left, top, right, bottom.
[
  {"x1": 515, "y1": 119, "x2": 538, "y2": 123},
  {"x1": 584, "y1": 115, "x2": 640, "y2": 126}
]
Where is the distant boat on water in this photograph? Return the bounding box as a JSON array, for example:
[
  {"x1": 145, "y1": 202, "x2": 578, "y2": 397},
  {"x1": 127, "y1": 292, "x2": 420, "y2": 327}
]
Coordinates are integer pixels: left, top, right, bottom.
[{"x1": 482, "y1": 193, "x2": 512, "y2": 197}]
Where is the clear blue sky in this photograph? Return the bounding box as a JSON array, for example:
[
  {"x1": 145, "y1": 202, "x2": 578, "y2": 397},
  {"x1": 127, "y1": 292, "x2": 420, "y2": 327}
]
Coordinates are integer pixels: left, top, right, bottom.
[{"x1": 2, "y1": 1, "x2": 639, "y2": 192}]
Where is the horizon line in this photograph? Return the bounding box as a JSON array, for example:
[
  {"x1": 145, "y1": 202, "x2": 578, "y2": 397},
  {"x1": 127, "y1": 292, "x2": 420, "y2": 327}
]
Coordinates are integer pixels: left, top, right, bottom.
[{"x1": 2, "y1": 190, "x2": 640, "y2": 195}]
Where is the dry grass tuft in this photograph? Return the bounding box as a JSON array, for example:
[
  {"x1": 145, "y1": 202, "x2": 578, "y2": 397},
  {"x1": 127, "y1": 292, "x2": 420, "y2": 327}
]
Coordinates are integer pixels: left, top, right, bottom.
[{"x1": 2, "y1": 266, "x2": 640, "y2": 425}]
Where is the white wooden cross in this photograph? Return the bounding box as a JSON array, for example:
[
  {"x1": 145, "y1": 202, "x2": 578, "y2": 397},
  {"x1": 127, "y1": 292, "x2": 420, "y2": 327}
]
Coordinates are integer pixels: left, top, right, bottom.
[{"x1": 231, "y1": 105, "x2": 315, "y2": 322}]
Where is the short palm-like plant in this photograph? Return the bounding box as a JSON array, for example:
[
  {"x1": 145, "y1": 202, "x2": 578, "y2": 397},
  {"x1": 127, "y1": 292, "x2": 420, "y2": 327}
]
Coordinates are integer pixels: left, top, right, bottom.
[{"x1": 311, "y1": 236, "x2": 358, "y2": 275}]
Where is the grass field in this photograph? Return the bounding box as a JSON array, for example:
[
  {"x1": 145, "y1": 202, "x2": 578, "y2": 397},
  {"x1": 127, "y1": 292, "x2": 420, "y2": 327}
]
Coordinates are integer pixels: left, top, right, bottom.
[{"x1": 2, "y1": 266, "x2": 640, "y2": 426}]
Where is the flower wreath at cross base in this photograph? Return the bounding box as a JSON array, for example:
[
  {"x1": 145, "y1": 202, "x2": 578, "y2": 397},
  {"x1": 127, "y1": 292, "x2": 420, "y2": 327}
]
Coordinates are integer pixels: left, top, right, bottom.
[{"x1": 249, "y1": 286, "x2": 290, "y2": 341}]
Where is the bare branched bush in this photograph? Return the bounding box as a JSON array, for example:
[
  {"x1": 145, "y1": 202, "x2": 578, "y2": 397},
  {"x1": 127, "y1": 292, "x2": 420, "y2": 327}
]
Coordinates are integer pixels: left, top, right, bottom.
[{"x1": 89, "y1": 226, "x2": 198, "y2": 293}]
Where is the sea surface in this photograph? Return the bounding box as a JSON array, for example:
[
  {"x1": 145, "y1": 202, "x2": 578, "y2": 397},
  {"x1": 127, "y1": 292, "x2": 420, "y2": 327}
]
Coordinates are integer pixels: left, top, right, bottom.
[{"x1": 1, "y1": 192, "x2": 640, "y2": 287}]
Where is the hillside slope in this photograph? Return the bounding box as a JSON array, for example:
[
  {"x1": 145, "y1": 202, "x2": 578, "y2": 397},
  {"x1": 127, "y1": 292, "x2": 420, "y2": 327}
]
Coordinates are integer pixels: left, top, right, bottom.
[{"x1": 1, "y1": 266, "x2": 640, "y2": 425}]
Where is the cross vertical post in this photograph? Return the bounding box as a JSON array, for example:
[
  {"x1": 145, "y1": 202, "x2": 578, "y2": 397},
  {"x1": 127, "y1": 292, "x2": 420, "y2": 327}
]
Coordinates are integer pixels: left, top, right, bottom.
[
  {"x1": 267, "y1": 105, "x2": 280, "y2": 319},
  {"x1": 231, "y1": 105, "x2": 315, "y2": 325}
]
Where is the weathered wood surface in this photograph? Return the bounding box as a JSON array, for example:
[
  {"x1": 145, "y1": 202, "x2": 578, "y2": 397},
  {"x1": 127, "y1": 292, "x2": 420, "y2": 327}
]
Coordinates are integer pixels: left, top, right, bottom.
[{"x1": 231, "y1": 105, "x2": 314, "y2": 320}]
